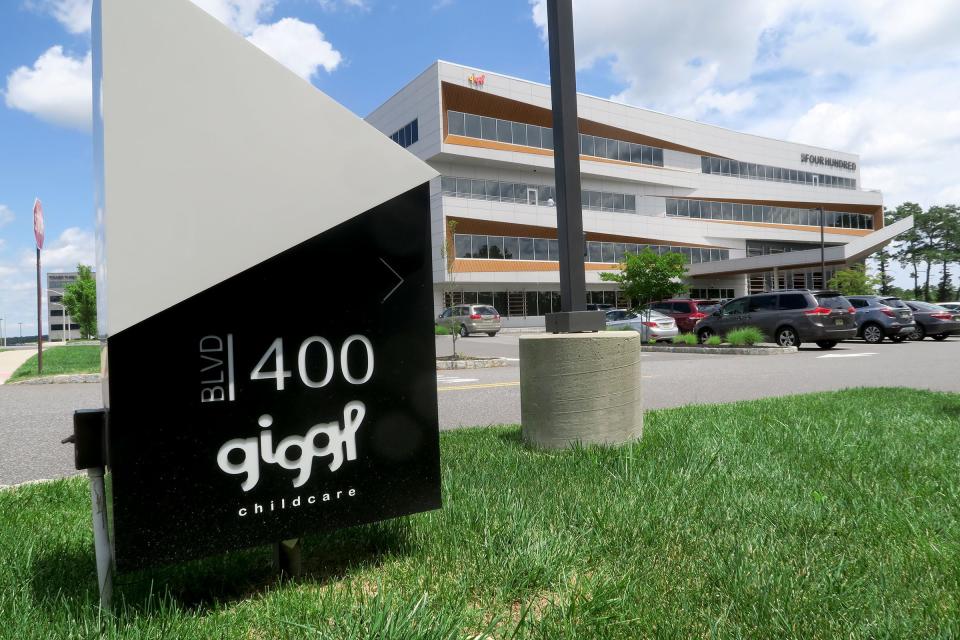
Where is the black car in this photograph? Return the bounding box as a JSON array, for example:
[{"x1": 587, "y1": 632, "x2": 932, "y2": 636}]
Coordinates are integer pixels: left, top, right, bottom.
[{"x1": 696, "y1": 289, "x2": 857, "y2": 348}]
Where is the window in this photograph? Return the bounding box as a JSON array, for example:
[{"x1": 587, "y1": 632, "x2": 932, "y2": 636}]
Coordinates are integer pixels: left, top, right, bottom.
[
  {"x1": 699, "y1": 155, "x2": 857, "y2": 190},
  {"x1": 455, "y1": 235, "x2": 472, "y2": 258},
  {"x1": 749, "y1": 295, "x2": 778, "y2": 312},
  {"x1": 723, "y1": 298, "x2": 749, "y2": 314},
  {"x1": 448, "y1": 111, "x2": 465, "y2": 136},
  {"x1": 778, "y1": 294, "x2": 809, "y2": 310},
  {"x1": 672, "y1": 301, "x2": 692, "y2": 313},
  {"x1": 389, "y1": 118, "x2": 419, "y2": 148}
]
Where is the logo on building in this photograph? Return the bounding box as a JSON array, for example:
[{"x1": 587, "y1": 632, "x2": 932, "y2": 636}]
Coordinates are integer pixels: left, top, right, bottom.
[
  {"x1": 467, "y1": 73, "x2": 486, "y2": 88},
  {"x1": 801, "y1": 153, "x2": 856, "y2": 171}
]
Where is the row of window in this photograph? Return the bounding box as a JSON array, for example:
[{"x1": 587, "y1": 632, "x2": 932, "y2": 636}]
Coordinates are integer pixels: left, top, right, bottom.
[
  {"x1": 688, "y1": 288, "x2": 736, "y2": 300},
  {"x1": 389, "y1": 118, "x2": 418, "y2": 148},
  {"x1": 747, "y1": 268, "x2": 836, "y2": 294},
  {"x1": 440, "y1": 176, "x2": 637, "y2": 213},
  {"x1": 745, "y1": 240, "x2": 836, "y2": 257},
  {"x1": 443, "y1": 290, "x2": 626, "y2": 317},
  {"x1": 666, "y1": 198, "x2": 875, "y2": 230},
  {"x1": 446, "y1": 110, "x2": 665, "y2": 167},
  {"x1": 454, "y1": 233, "x2": 730, "y2": 264},
  {"x1": 50, "y1": 323, "x2": 80, "y2": 331},
  {"x1": 701, "y1": 156, "x2": 856, "y2": 190}
]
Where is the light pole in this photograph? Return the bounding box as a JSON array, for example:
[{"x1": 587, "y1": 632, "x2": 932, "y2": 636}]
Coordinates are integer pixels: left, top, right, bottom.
[
  {"x1": 19, "y1": 322, "x2": 23, "y2": 342},
  {"x1": 818, "y1": 207, "x2": 825, "y2": 289},
  {"x1": 0, "y1": 317, "x2": 5, "y2": 348}
]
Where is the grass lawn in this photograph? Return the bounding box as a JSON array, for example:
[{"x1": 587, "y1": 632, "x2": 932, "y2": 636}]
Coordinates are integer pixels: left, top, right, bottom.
[
  {"x1": 2, "y1": 388, "x2": 959, "y2": 638},
  {"x1": 8, "y1": 345, "x2": 100, "y2": 381}
]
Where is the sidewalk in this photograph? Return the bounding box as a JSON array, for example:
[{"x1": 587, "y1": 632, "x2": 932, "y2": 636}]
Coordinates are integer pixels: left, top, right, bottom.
[{"x1": 0, "y1": 345, "x2": 62, "y2": 384}]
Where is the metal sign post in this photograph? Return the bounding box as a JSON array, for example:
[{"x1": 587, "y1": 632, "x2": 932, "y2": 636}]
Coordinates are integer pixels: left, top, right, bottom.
[
  {"x1": 33, "y1": 198, "x2": 44, "y2": 372},
  {"x1": 543, "y1": 0, "x2": 604, "y2": 333}
]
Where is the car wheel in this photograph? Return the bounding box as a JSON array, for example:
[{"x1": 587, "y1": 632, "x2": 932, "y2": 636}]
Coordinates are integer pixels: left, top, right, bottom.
[
  {"x1": 861, "y1": 323, "x2": 884, "y2": 344},
  {"x1": 776, "y1": 326, "x2": 800, "y2": 348},
  {"x1": 816, "y1": 340, "x2": 837, "y2": 349},
  {"x1": 487, "y1": 332, "x2": 497, "y2": 337},
  {"x1": 697, "y1": 328, "x2": 714, "y2": 343},
  {"x1": 933, "y1": 334, "x2": 948, "y2": 341},
  {"x1": 909, "y1": 325, "x2": 926, "y2": 341},
  {"x1": 459, "y1": 325, "x2": 469, "y2": 338}
]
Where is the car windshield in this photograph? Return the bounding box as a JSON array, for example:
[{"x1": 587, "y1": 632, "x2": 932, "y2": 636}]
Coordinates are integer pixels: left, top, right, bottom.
[
  {"x1": 474, "y1": 306, "x2": 498, "y2": 315},
  {"x1": 879, "y1": 298, "x2": 908, "y2": 309},
  {"x1": 816, "y1": 294, "x2": 851, "y2": 309}
]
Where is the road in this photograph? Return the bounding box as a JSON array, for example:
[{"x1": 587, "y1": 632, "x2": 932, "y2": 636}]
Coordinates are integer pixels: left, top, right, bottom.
[{"x1": 2, "y1": 335, "x2": 959, "y2": 486}]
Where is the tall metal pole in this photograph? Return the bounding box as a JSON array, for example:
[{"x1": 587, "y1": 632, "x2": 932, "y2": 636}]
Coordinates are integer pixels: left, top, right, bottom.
[
  {"x1": 819, "y1": 207, "x2": 825, "y2": 289},
  {"x1": 36, "y1": 248, "x2": 43, "y2": 372},
  {"x1": 546, "y1": 0, "x2": 585, "y2": 314}
]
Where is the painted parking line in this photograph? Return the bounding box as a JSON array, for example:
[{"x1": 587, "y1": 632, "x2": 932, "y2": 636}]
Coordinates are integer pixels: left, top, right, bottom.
[
  {"x1": 436, "y1": 375, "x2": 480, "y2": 384},
  {"x1": 438, "y1": 381, "x2": 521, "y2": 392},
  {"x1": 817, "y1": 352, "x2": 878, "y2": 359}
]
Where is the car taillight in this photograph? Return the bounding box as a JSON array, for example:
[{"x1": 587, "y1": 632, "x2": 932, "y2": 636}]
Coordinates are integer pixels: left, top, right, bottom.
[
  {"x1": 804, "y1": 306, "x2": 832, "y2": 316},
  {"x1": 930, "y1": 313, "x2": 952, "y2": 320},
  {"x1": 688, "y1": 312, "x2": 707, "y2": 320},
  {"x1": 880, "y1": 308, "x2": 896, "y2": 318},
  {"x1": 847, "y1": 307, "x2": 856, "y2": 314},
  {"x1": 642, "y1": 321, "x2": 657, "y2": 327},
  {"x1": 494, "y1": 315, "x2": 500, "y2": 320},
  {"x1": 469, "y1": 313, "x2": 481, "y2": 320}
]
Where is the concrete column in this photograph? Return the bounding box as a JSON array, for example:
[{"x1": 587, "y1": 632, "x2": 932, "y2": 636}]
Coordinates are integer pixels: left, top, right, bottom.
[{"x1": 519, "y1": 332, "x2": 642, "y2": 449}]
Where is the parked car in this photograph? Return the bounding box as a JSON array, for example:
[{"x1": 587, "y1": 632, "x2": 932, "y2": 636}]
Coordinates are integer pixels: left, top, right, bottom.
[
  {"x1": 605, "y1": 309, "x2": 679, "y2": 342},
  {"x1": 939, "y1": 302, "x2": 960, "y2": 313},
  {"x1": 586, "y1": 303, "x2": 615, "y2": 311},
  {"x1": 695, "y1": 289, "x2": 857, "y2": 348},
  {"x1": 903, "y1": 300, "x2": 960, "y2": 340},
  {"x1": 649, "y1": 299, "x2": 721, "y2": 333},
  {"x1": 436, "y1": 304, "x2": 501, "y2": 337},
  {"x1": 846, "y1": 295, "x2": 916, "y2": 344}
]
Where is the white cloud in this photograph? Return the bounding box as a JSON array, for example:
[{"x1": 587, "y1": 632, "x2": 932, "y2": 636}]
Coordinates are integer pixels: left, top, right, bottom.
[
  {"x1": 29, "y1": 0, "x2": 92, "y2": 34},
  {"x1": 247, "y1": 18, "x2": 342, "y2": 79},
  {"x1": 0, "y1": 205, "x2": 14, "y2": 229},
  {"x1": 190, "y1": 0, "x2": 277, "y2": 34},
  {"x1": 5, "y1": 0, "x2": 342, "y2": 129},
  {"x1": 3, "y1": 46, "x2": 92, "y2": 131},
  {"x1": 0, "y1": 227, "x2": 95, "y2": 334},
  {"x1": 528, "y1": 0, "x2": 960, "y2": 209}
]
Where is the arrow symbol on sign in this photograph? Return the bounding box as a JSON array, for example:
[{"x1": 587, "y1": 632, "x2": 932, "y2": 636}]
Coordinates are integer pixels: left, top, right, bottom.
[{"x1": 380, "y1": 257, "x2": 404, "y2": 303}]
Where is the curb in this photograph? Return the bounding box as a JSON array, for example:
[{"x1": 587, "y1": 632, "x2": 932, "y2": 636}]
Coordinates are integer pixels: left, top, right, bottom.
[
  {"x1": 7, "y1": 373, "x2": 101, "y2": 385},
  {"x1": 641, "y1": 345, "x2": 797, "y2": 355},
  {"x1": 436, "y1": 358, "x2": 509, "y2": 370}
]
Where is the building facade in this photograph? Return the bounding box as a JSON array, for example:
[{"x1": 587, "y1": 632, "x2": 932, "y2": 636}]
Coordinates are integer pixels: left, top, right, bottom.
[
  {"x1": 366, "y1": 61, "x2": 909, "y2": 324},
  {"x1": 47, "y1": 272, "x2": 82, "y2": 340}
]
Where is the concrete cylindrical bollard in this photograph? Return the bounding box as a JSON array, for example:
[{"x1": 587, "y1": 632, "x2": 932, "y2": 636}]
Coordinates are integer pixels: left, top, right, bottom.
[{"x1": 519, "y1": 332, "x2": 642, "y2": 449}]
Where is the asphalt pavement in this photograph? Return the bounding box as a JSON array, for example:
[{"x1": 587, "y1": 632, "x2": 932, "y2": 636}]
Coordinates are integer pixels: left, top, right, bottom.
[{"x1": 3, "y1": 335, "x2": 960, "y2": 486}]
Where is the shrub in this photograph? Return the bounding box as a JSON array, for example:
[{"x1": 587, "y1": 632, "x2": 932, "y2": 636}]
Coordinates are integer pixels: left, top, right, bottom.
[
  {"x1": 705, "y1": 335, "x2": 723, "y2": 346},
  {"x1": 435, "y1": 324, "x2": 451, "y2": 336},
  {"x1": 726, "y1": 327, "x2": 765, "y2": 346},
  {"x1": 672, "y1": 333, "x2": 698, "y2": 345}
]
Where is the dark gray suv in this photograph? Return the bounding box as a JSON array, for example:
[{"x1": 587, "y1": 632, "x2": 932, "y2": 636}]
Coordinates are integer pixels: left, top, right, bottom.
[
  {"x1": 846, "y1": 296, "x2": 916, "y2": 344},
  {"x1": 696, "y1": 290, "x2": 857, "y2": 348}
]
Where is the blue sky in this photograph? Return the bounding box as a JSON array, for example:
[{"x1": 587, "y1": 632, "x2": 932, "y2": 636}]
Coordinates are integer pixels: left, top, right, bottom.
[{"x1": 2, "y1": 0, "x2": 958, "y2": 335}]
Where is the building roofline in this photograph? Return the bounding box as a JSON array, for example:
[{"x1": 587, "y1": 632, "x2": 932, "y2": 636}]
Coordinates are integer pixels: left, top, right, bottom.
[{"x1": 433, "y1": 60, "x2": 861, "y2": 160}]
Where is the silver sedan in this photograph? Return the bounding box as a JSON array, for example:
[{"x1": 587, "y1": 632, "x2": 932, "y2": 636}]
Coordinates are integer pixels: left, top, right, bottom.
[{"x1": 605, "y1": 309, "x2": 679, "y2": 342}]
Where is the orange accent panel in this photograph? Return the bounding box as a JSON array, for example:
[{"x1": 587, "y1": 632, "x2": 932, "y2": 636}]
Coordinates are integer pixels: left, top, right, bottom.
[
  {"x1": 452, "y1": 259, "x2": 616, "y2": 273},
  {"x1": 693, "y1": 218, "x2": 872, "y2": 237},
  {"x1": 444, "y1": 135, "x2": 555, "y2": 157}
]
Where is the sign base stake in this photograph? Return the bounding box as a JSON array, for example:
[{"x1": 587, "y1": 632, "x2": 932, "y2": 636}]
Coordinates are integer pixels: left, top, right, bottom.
[
  {"x1": 273, "y1": 538, "x2": 302, "y2": 578},
  {"x1": 88, "y1": 467, "x2": 113, "y2": 611}
]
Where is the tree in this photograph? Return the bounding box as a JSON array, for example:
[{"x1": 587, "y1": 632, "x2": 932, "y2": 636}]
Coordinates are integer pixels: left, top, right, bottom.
[
  {"x1": 827, "y1": 263, "x2": 880, "y2": 296},
  {"x1": 600, "y1": 249, "x2": 687, "y2": 320},
  {"x1": 928, "y1": 204, "x2": 960, "y2": 302},
  {"x1": 62, "y1": 264, "x2": 97, "y2": 339},
  {"x1": 871, "y1": 208, "x2": 899, "y2": 295},
  {"x1": 892, "y1": 202, "x2": 924, "y2": 298},
  {"x1": 438, "y1": 219, "x2": 461, "y2": 358}
]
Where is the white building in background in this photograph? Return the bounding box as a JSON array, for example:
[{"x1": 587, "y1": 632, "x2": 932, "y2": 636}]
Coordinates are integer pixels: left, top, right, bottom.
[
  {"x1": 47, "y1": 272, "x2": 82, "y2": 340},
  {"x1": 366, "y1": 61, "x2": 910, "y2": 325}
]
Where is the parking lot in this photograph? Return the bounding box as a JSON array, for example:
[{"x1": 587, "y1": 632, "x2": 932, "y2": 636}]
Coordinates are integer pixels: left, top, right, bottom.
[
  {"x1": 3, "y1": 334, "x2": 960, "y2": 486},
  {"x1": 437, "y1": 333, "x2": 960, "y2": 429}
]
